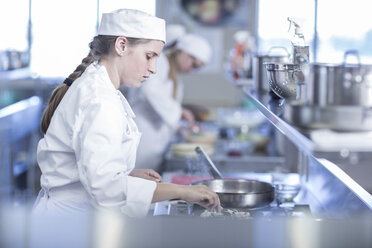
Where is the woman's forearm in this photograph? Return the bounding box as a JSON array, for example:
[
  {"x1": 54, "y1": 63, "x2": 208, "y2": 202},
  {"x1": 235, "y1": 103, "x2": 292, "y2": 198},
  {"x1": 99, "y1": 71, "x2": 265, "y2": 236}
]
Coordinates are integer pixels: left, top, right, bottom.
[{"x1": 151, "y1": 183, "x2": 185, "y2": 203}]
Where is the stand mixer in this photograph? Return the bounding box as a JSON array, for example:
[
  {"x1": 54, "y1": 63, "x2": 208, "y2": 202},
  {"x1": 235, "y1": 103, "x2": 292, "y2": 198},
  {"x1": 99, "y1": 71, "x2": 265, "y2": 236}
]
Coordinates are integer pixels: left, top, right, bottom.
[{"x1": 264, "y1": 17, "x2": 310, "y2": 101}]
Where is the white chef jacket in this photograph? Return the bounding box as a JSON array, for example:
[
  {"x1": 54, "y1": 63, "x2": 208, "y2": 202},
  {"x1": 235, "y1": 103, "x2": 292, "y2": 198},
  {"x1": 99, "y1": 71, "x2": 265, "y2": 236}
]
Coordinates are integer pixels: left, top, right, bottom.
[
  {"x1": 127, "y1": 53, "x2": 183, "y2": 170},
  {"x1": 34, "y1": 63, "x2": 156, "y2": 218}
]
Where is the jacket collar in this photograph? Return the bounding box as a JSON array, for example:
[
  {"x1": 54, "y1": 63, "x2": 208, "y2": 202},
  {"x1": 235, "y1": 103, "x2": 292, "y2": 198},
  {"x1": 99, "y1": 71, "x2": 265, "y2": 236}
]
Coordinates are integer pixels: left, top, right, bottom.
[
  {"x1": 88, "y1": 63, "x2": 136, "y2": 119},
  {"x1": 118, "y1": 92, "x2": 136, "y2": 119}
]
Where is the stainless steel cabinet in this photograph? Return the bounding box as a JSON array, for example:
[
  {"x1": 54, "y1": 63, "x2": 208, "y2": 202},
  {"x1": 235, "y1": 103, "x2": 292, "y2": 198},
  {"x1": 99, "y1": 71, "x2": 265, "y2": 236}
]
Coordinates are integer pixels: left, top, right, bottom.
[{"x1": 0, "y1": 96, "x2": 42, "y2": 203}]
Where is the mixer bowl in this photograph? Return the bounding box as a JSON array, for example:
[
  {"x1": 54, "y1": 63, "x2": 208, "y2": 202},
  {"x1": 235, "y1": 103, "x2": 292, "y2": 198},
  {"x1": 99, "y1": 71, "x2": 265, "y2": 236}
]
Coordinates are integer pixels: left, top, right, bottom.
[{"x1": 264, "y1": 63, "x2": 302, "y2": 99}]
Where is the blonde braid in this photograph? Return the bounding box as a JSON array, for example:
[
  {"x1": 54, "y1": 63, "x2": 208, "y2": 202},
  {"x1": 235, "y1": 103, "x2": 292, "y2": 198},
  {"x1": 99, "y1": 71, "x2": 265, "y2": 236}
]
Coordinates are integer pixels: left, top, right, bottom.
[{"x1": 40, "y1": 35, "x2": 116, "y2": 134}]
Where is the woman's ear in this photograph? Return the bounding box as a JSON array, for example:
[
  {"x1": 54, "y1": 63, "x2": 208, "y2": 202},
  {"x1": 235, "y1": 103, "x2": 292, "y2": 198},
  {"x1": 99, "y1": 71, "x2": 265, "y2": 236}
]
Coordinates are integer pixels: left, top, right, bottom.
[{"x1": 115, "y1": 36, "x2": 127, "y2": 56}]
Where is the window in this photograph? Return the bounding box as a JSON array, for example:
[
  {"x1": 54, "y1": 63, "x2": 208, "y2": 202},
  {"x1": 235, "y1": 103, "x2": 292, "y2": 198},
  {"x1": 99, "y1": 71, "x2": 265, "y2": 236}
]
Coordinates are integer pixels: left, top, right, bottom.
[
  {"x1": 316, "y1": 0, "x2": 372, "y2": 63},
  {"x1": 31, "y1": 0, "x2": 97, "y2": 78},
  {"x1": 30, "y1": 0, "x2": 156, "y2": 78},
  {"x1": 258, "y1": 0, "x2": 372, "y2": 64},
  {"x1": 257, "y1": 0, "x2": 315, "y2": 58},
  {"x1": 0, "y1": 0, "x2": 29, "y2": 51}
]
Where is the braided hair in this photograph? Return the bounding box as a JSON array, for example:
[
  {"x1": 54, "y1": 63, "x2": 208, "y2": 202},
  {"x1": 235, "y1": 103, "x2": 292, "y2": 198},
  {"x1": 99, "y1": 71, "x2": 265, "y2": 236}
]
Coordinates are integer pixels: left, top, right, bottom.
[{"x1": 40, "y1": 35, "x2": 147, "y2": 134}]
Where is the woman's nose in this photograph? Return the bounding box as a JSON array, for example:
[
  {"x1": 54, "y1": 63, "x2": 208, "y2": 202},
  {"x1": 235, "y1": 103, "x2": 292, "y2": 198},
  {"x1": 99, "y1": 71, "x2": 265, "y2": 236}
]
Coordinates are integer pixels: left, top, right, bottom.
[{"x1": 149, "y1": 61, "x2": 157, "y2": 74}]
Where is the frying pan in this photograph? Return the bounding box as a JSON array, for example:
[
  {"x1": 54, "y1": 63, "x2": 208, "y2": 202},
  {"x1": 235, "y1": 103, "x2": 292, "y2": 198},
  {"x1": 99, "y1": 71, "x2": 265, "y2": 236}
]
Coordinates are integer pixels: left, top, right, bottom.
[{"x1": 192, "y1": 146, "x2": 275, "y2": 208}]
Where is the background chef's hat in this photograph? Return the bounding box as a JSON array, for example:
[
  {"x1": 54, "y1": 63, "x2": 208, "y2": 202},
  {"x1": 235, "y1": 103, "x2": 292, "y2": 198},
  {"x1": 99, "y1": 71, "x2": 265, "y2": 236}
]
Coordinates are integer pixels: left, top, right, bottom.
[
  {"x1": 175, "y1": 34, "x2": 212, "y2": 63},
  {"x1": 98, "y1": 9, "x2": 166, "y2": 42},
  {"x1": 166, "y1": 24, "x2": 186, "y2": 47}
]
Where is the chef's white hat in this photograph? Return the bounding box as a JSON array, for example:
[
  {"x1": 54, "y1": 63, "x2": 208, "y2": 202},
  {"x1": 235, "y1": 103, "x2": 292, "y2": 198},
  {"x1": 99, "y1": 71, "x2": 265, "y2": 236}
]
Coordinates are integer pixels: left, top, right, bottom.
[
  {"x1": 175, "y1": 34, "x2": 212, "y2": 63},
  {"x1": 98, "y1": 9, "x2": 166, "y2": 43},
  {"x1": 166, "y1": 24, "x2": 186, "y2": 45}
]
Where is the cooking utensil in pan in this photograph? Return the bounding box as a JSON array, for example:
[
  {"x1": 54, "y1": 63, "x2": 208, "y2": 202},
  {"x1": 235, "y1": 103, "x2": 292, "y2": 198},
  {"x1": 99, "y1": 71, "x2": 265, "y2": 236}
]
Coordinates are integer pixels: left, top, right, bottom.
[
  {"x1": 195, "y1": 146, "x2": 222, "y2": 179},
  {"x1": 193, "y1": 146, "x2": 275, "y2": 208}
]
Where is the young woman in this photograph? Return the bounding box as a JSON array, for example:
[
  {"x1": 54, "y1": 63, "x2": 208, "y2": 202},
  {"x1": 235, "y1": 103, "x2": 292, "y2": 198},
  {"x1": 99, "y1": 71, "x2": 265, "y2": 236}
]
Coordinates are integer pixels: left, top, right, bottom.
[
  {"x1": 127, "y1": 33, "x2": 212, "y2": 171},
  {"x1": 34, "y1": 9, "x2": 220, "y2": 217}
]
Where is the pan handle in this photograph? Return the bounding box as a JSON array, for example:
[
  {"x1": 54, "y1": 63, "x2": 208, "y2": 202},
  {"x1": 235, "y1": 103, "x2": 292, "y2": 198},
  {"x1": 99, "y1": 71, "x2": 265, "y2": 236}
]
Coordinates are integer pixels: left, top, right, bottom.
[{"x1": 195, "y1": 146, "x2": 223, "y2": 179}]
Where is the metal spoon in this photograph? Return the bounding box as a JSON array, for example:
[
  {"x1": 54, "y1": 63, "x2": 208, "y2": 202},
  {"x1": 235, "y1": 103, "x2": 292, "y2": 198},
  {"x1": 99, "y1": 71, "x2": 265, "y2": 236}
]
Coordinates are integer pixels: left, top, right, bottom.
[{"x1": 195, "y1": 146, "x2": 223, "y2": 179}]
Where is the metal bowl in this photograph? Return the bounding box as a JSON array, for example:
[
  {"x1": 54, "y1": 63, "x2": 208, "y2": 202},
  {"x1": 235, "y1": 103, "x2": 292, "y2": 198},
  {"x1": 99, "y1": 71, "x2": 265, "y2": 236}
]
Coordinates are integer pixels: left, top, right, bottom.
[
  {"x1": 264, "y1": 63, "x2": 302, "y2": 99},
  {"x1": 191, "y1": 179, "x2": 275, "y2": 208},
  {"x1": 253, "y1": 47, "x2": 290, "y2": 93},
  {"x1": 275, "y1": 184, "x2": 301, "y2": 203}
]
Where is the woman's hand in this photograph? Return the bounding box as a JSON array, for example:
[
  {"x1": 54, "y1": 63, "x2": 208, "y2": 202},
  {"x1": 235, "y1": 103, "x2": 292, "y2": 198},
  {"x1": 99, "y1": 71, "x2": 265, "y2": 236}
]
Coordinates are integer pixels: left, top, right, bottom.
[
  {"x1": 152, "y1": 183, "x2": 221, "y2": 211},
  {"x1": 181, "y1": 108, "x2": 196, "y2": 127},
  {"x1": 182, "y1": 185, "x2": 222, "y2": 212},
  {"x1": 129, "y1": 169, "x2": 162, "y2": 182}
]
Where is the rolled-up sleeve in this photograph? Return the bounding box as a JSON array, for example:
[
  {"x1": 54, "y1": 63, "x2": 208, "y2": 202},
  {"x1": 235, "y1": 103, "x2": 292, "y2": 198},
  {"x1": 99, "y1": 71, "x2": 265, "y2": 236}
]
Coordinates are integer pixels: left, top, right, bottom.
[
  {"x1": 122, "y1": 176, "x2": 156, "y2": 217},
  {"x1": 72, "y1": 96, "x2": 155, "y2": 217}
]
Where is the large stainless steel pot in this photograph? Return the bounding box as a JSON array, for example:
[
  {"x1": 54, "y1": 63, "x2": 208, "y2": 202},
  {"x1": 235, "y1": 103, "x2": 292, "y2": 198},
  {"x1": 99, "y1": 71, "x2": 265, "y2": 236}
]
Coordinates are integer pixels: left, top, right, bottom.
[
  {"x1": 193, "y1": 146, "x2": 275, "y2": 208},
  {"x1": 253, "y1": 47, "x2": 290, "y2": 93},
  {"x1": 191, "y1": 179, "x2": 275, "y2": 208},
  {"x1": 307, "y1": 51, "x2": 372, "y2": 107}
]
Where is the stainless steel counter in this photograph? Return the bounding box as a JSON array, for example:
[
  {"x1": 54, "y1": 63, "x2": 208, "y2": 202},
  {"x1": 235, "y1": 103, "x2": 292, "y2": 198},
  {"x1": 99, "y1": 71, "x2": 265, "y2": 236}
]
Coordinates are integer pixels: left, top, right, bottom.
[
  {"x1": 162, "y1": 86, "x2": 372, "y2": 217},
  {"x1": 239, "y1": 87, "x2": 372, "y2": 215},
  {"x1": 157, "y1": 158, "x2": 372, "y2": 219},
  {"x1": 0, "y1": 96, "x2": 43, "y2": 201},
  {"x1": 242, "y1": 87, "x2": 372, "y2": 154},
  {"x1": 1, "y1": 205, "x2": 372, "y2": 248}
]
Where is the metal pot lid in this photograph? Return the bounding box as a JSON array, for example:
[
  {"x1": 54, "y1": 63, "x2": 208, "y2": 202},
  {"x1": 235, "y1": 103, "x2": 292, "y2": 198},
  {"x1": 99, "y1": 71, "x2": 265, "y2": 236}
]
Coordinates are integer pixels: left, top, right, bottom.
[
  {"x1": 311, "y1": 62, "x2": 372, "y2": 69},
  {"x1": 254, "y1": 46, "x2": 290, "y2": 59},
  {"x1": 264, "y1": 62, "x2": 301, "y2": 71},
  {"x1": 311, "y1": 62, "x2": 339, "y2": 67},
  {"x1": 254, "y1": 54, "x2": 289, "y2": 59}
]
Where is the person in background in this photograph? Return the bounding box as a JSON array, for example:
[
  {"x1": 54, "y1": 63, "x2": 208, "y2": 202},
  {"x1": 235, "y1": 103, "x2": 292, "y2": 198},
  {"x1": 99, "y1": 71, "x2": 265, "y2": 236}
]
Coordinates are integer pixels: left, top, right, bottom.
[
  {"x1": 163, "y1": 24, "x2": 186, "y2": 50},
  {"x1": 126, "y1": 31, "x2": 212, "y2": 172},
  {"x1": 34, "y1": 9, "x2": 220, "y2": 218}
]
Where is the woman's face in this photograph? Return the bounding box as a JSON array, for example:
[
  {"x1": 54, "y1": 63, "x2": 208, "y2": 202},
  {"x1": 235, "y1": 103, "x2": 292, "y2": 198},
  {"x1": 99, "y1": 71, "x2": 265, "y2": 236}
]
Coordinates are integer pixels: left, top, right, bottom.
[
  {"x1": 175, "y1": 51, "x2": 204, "y2": 73},
  {"x1": 120, "y1": 40, "x2": 164, "y2": 88}
]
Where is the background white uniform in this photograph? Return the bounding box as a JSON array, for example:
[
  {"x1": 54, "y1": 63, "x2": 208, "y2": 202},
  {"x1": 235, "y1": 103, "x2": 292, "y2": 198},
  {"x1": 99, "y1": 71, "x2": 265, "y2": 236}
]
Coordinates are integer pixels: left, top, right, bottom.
[{"x1": 128, "y1": 53, "x2": 184, "y2": 171}]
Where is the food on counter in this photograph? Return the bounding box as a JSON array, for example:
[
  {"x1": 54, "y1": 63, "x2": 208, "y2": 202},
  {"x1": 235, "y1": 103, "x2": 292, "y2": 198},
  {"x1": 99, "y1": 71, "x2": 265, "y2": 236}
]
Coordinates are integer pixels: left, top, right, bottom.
[
  {"x1": 181, "y1": 122, "x2": 218, "y2": 144},
  {"x1": 247, "y1": 132, "x2": 269, "y2": 151},
  {"x1": 225, "y1": 140, "x2": 254, "y2": 157},
  {"x1": 183, "y1": 131, "x2": 218, "y2": 144},
  {"x1": 200, "y1": 208, "x2": 252, "y2": 219},
  {"x1": 227, "y1": 149, "x2": 243, "y2": 157},
  {"x1": 200, "y1": 209, "x2": 224, "y2": 218},
  {"x1": 183, "y1": 104, "x2": 211, "y2": 122},
  {"x1": 225, "y1": 209, "x2": 251, "y2": 219},
  {"x1": 170, "y1": 143, "x2": 214, "y2": 158},
  {"x1": 218, "y1": 107, "x2": 265, "y2": 128}
]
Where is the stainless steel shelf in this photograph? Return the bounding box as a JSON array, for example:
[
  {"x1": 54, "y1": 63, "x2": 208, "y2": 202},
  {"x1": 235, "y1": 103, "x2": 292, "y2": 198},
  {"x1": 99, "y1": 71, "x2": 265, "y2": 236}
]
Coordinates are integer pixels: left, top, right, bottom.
[
  {"x1": 242, "y1": 87, "x2": 372, "y2": 155},
  {"x1": 241, "y1": 87, "x2": 372, "y2": 213},
  {"x1": 242, "y1": 87, "x2": 316, "y2": 153},
  {"x1": 0, "y1": 67, "x2": 31, "y2": 81}
]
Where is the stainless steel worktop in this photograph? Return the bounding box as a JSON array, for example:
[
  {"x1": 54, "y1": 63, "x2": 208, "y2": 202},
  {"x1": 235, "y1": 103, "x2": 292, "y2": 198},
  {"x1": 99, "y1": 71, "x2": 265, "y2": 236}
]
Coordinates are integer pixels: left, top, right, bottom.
[
  {"x1": 242, "y1": 87, "x2": 372, "y2": 154},
  {"x1": 239, "y1": 87, "x2": 372, "y2": 216},
  {"x1": 162, "y1": 86, "x2": 372, "y2": 217}
]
